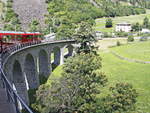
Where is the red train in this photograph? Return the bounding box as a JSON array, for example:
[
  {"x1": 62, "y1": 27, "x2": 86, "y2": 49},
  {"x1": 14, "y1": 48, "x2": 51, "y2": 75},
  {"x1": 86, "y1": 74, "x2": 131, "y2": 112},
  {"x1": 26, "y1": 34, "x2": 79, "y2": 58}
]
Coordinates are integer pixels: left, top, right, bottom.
[{"x1": 0, "y1": 31, "x2": 42, "y2": 52}]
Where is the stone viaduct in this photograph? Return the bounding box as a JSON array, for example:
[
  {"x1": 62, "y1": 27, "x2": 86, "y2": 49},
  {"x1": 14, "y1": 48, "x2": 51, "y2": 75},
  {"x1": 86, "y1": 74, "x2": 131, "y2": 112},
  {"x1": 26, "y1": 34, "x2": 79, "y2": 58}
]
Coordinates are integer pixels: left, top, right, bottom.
[{"x1": 1, "y1": 40, "x2": 75, "y2": 107}]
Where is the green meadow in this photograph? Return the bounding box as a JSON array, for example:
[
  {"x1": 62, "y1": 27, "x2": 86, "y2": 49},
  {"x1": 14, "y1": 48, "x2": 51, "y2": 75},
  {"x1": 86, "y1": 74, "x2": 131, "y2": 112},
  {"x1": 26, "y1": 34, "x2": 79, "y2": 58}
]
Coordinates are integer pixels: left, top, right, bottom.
[
  {"x1": 111, "y1": 41, "x2": 150, "y2": 61},
  {"x1": 101, "y1": 52, "x2": 150, "y2": 112}
]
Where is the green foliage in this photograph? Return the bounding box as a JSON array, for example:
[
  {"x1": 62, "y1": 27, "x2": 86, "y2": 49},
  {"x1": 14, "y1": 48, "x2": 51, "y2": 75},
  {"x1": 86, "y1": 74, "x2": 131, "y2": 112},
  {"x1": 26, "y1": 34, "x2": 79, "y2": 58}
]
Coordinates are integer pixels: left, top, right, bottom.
[
  {"x1": 105, "y1": 18, "x2": 113, "y2": 28},
  {"x1": 3, "y1": 24, "x2": 14, "y2": 31},
  {"x1": 45, "y1": 0, "x2": 145, "y2": 39},
  {"x1": 98, "y1": 0, "x2": 146, "y2": 17},
  {"x1": 100, "y1": 83, "x2": 138, "y2": 113},
  {"x1": 33, "y1": 52, "x2": 139, "y2": 113},
  {"x1": 103, "y1": 32, "x2": 113, "y2": 38},
  {"x1": 143, "y1": 17, "x2": 150, "y2": 28},
  {"x1": 102, "y1": 50, "x2": 150, "y2": 112},
  {"x1": 116, "y1": 32, "x2": 128, "y2": 37},
  {"x1": 56, "y1": 22, "x2": 75, "y2": 40},
  {"x1": 28, "y1": 89, "x2": 37, "y2": 105},
  {"x1": 45, "y1": 0, "x2": 104, "y2": 39},
  {"x1": 117, "y1": 0, "x2": 150, "y2": 9},
  {"x1": 4, "y1": 8, "x2": 17, "y2": 22},
  {"x1": 32, "y1": 37, "x2": 140, "y2": 113},
  {"x1": 74, "y1": 22, "x2": 97, "y2": 54},
  {"x1": 3, "y1": 0, "x2": 22, "y2": 31},
  {"x1": 29, "y1": 20, "x2": 40, "y2": 32},
  {"x1": 39, "y1": 75, "x2": 48, "y2": 85},
  {"x1": 127, "y1": 35, "x2": 134, "y2": 42},
  {"x1": 116, "y1": 41, "x2": 121, "y2": 46},
  {"x1": 33, "y1": 53, "x2": 107, "y2": 113},
  {"x1": 132, "y1": 22, "x2": 142, "y2": 32}
]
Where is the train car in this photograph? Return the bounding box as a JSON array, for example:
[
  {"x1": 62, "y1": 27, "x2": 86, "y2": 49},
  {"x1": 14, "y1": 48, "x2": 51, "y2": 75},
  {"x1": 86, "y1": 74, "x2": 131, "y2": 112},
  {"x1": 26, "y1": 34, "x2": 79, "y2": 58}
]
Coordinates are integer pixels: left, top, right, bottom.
[{"x1": 0, "y1": 31, "x2": 42, "y2": 52}]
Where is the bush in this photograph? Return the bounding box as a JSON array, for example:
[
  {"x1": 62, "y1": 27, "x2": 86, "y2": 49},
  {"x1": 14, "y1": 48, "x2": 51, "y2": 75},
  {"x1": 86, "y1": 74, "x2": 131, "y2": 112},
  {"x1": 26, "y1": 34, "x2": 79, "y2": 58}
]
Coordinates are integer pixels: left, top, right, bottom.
[
  {"x1": 101, "y1": 83, "x2": 138, "y2": 113},
  {"x1": 127, "y1": 35, "x2": 134, "y2": 42},
  {"x1": 116, "y1": 32, "x2": 128, "y2": 37},
  {"x1": 103, "y1": 32, "x2": 112, "y2": 38},
  {"x1": 116, "y1": 41, "x2": 121, "y2": 46}
]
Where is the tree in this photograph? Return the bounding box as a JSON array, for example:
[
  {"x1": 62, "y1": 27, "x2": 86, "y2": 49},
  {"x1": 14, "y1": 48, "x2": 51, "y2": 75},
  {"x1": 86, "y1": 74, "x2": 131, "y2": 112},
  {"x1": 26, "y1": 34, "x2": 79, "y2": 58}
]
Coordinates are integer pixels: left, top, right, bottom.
[
  {"x1": 105, "y1": 18, "x2": 113, "y2": 28},
  {"x1": 29, "y1": 20, "x2": 40, "y2": 32},
  {"x1": 11, "y1": 17, "x2": 22, "y2": 31},
  {"x1": 4, "y1": 24, "x2": 14, "y2": 31},
  {"x1": 56, "y1": 21, "x2": 75, "y2": 40},
  {"x1": 99, "y1": 83, "x2": 138, "y2": 113},
  {"x1": 33, "y1": 53, "x2": 108, "y2": 113},
  {"x1": 74, "y1": 22, "x2": 97, "y2": 54},
  {"x1": 116, "y1": 41, "x2": 121, "y2": 46},
  {"x1": 143, "y1": 17, "x2": 149, "y2": 28},
  {"x1": 2, "y1": 0, "x2": 21, "y2": 31},
  {"x1": 132, "y1": 22, "x2": 142, "y2": 32},
  {"x1": 127, "y1": 35, "x2": 134, "y2": 42}
]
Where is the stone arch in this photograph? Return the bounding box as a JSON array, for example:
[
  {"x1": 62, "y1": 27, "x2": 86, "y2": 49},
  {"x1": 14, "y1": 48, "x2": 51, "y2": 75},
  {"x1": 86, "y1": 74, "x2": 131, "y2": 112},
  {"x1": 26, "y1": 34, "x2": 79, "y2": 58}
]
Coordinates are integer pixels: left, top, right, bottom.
[
  {"x1": 52, "y1": 46, "x2": 61, "y2": 66},
  {"x1": 12, "y1": 60, "x2": 29, "y2": 104},
  {"x1": 39, "y1": 49, "x2": 49, "y2": 77},
  {"x1": 64, "y1": 44, "x2": 74, "y2": 58},
  {"x1": 24, "y1": 53, "x2": 39, "y2": 89}
]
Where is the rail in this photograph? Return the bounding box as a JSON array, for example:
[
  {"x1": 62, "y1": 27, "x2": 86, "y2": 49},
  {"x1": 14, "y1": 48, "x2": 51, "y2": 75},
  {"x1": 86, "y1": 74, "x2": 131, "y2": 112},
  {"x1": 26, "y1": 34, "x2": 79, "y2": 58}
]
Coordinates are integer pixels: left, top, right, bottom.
[
  {"x1": 0, "y1": 66, "x2": 34, "y2": 113},
  {"x1": 1, "y1": 40, "x2": 75, "y2": 64},
  {"x1": 1, "y1": 41, "x2": 41, "y2": 64}
]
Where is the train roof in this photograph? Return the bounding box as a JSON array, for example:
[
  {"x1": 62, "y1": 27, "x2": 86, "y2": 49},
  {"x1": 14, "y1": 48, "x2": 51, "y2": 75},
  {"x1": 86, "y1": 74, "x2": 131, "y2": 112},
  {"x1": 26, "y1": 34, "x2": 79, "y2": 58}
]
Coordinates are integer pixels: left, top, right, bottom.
[{"x1": 0, "y1": 31, "x2": 41, "y2": 35}]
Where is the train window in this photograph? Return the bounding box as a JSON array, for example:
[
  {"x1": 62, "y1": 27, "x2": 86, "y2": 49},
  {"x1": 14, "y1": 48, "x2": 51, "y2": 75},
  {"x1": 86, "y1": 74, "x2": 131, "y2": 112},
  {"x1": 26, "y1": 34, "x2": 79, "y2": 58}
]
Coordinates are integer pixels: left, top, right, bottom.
[
  {"x1": 27, "y1": 35, "x2": 33, "y2": 39},
  {"x1": 17, "y1": 35, "x2": 22, "y2": 41}
]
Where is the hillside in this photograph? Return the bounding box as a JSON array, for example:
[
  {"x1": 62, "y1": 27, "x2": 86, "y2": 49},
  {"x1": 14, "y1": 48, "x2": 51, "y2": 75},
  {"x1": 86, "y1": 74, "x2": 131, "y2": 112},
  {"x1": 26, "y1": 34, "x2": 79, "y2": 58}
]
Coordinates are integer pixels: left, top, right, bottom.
[
  {"x1": 0, "y1": 0, "x2": 147, "y2": 31},
  {"x1": 12, "y1": 0, "x2": 47, "y2": 30},
  {"x1": 111, "y1": 0, "x2": 150, "y2": 8}
]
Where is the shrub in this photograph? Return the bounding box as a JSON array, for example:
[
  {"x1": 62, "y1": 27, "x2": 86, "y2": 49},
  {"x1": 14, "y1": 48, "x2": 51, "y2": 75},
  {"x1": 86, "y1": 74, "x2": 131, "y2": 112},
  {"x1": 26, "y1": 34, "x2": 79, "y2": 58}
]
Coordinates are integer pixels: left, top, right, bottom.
[
  {"x1": 127, "y1": 35, "x2": 134, "y2": 42},
  {"x1": 116, "y1": 41, "x2": 121, "y2": 46},
  {"x1": 116, "y1": 32, "x2": 128, "y2": 37},
  {"x1": 103, "y1": 32, "x2": 112, "y2": 38}
]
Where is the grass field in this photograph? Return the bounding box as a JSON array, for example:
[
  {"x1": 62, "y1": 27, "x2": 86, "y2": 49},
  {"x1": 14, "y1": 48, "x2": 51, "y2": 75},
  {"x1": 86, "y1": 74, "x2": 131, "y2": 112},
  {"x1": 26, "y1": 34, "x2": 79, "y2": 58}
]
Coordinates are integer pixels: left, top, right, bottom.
[
  {"x1": 47, "y1": 66, "x2": 63, "y2": 85},
  {"x1": 95, "y1": 10, "x2": 150, "y2": 32},
  {"x1": 96, "y1": 38, "x2": 127, "y2": 50},
  {"x1": 110, "y1": 41, "x2": 150, "y2": 61},
  {"x1": 98, "y1": 40, "x2": 150, "y2": 112},
  {"x1": 47, "y1": 39, "x2": 150, "y2": 112},
  {"x1": 101, "y1": 52, "x2": 150, "y2": 112}
]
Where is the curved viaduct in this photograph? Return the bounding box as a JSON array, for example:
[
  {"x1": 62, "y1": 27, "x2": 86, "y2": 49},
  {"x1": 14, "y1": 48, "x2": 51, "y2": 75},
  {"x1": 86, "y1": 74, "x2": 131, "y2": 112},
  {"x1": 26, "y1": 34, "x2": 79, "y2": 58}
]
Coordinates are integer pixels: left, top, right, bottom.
[{"x1": 0, "y1": 40, "x2": 75, "y2": 110}]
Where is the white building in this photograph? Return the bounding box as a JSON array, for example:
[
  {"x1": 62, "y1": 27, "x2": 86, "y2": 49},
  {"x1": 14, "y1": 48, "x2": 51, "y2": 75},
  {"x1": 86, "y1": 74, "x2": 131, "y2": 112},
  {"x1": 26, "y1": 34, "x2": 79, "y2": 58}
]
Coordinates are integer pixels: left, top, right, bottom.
[{"x1": 115, "y1": 22, "x2": 132, "y2": 32}]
